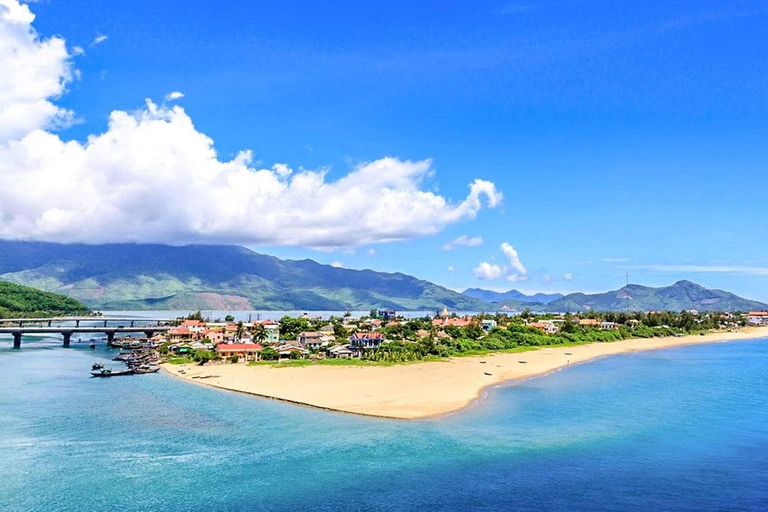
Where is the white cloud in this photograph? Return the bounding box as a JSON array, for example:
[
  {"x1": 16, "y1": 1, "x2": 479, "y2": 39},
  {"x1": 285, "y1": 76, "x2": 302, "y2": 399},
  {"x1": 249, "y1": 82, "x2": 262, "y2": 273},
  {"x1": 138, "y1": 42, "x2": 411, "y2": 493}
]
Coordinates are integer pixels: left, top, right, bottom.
[
  {"x1": 473, "y1": 262, "x2": 503, "y2": 280},
  {"x1": 442, "y1": 235, "x2": 483, "y2": 250},
  {"x1": 366, "y1": 248, "x2": 376, "y2": 257},
  {"x1": 0, "y1": 1, "x2": 73, "y2": 141},
  {"x1": 542, "y1": 275, "x2": 555, "y2": 284},
  {"x1": 71, "y1": 45, "x2": 84, "y2": 56},
  {"x1": 90, "y1": 34, "x2": 107, "y2": 47},
  {"x1": 330, "y1": 261, "x2": 344, "y2": 268},
  {"x1": 501, "y1": 242, "x2": 527, "y2": 281},
  {"x1": 562, "y1": 273, "x2": 574, "y2": 281},
  {"x1": 447, "y1": 265, "x2": 458, "y2": 273},
  {"x1": 0, "y1": 1, "x2": 503, "y2": 249},
  {"x1": 165, "y1": 91, "x2": 184, "y2": 101}
]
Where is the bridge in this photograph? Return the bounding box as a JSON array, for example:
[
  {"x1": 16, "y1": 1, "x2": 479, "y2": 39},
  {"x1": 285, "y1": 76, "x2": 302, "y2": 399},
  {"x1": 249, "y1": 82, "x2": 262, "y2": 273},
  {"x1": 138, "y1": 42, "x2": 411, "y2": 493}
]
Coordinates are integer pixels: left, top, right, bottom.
[
  {"x1": 0, "y1": 316, "x2": 172, "y2": 328},
  {"x1": 0, "y1": 317, "x2": 173, "y2": 349}
]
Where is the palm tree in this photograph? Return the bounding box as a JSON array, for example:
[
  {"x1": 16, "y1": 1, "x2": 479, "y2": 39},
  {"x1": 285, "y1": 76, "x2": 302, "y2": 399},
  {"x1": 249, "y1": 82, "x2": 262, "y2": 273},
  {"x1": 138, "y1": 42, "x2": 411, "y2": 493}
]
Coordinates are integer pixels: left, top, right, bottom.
[
  {"x1": 235, "y1": 321, "x2": 245, "y2": 342},
  {"x1": 251, "y1": 323, "x2": 268, "y2": 344}
]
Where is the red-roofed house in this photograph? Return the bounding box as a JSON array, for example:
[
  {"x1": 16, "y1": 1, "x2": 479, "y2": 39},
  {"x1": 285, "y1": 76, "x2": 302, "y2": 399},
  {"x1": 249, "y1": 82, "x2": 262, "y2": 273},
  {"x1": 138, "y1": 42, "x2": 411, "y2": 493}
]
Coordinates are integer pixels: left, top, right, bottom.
[
  {"x1": 202, "y1": 328, "x2": 224, "y2": 344},
  {"x1": 748, "y1": 311, "x2": 768, "y2": 325},
  {"x1": 216, "y1": 343, "x2": 263, "y2": 362},
  {"x1": 180, "y1": 320, "x2": 206, "y2": 334},
  {"x1": 350, "y1": 331, "x2": 385, "y2": 349},
  {"x1": 168, "y1": 327, "x2": 193, "y2": 342}
]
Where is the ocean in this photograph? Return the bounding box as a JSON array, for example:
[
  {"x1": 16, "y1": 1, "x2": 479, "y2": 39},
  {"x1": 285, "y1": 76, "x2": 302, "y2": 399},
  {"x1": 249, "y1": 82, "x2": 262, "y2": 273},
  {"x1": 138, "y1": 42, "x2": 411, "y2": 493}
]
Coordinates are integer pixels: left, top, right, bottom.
[{"x1": 1, "y1": 334, "x2": 767, "y2": 511}]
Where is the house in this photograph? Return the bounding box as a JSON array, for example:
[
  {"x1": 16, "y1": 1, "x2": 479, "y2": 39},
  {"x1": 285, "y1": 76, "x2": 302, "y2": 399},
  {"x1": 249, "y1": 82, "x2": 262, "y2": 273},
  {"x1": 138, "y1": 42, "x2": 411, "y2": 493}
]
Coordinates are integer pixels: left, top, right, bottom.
[
  {"x1": 600, "y1": 321, "x2": 619, "y2": 330},
  {"x1": 297, "y1": 331, "x2": 324, "y2": 349},
  {"x1": 528, "y1": 322, "x2": 558, "y2": 334},
  {"x1": 180, "y1": 320, "x2": 207, "y2": 334},
  {"x1": 202, "y1": 328, "x2": 224, "y2": 344},
  {"x1": 350, "y1": 331, "x2": 385, "y2": 349},
  {"x1": 748, "y1": 311, "x2": 768, "y2": 325},
  {"x1": 168, "y1": 327, "x2": 193, "y2": 342},
  {"x1": 377, "y1": 309, "x2": 397, "y2": 321},
  {"x1": 277, "y1": 343, "x2": 308, "y2": 359},
  {"x1": 216, "y1": 343, "x2": 263, "y2": 362},
  {"x1": 257, "y1": 320, "x2": 281, "y2": 344},
  {"x1": 328, "y1": 345, "x2": 356, "y2": 358},
  {"x1": 481, "y1": 319, "x2": 497, "y2": 332},
  {"x1": 579, "y1": 319, "x2": 599, "y2": 327}
]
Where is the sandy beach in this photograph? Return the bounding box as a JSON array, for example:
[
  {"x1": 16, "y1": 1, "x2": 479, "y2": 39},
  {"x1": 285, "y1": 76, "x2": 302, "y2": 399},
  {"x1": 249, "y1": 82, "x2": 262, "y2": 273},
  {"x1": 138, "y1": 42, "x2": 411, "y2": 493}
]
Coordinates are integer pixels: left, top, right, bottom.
[{"x1": 163, "y1": 328, "x2": 768, "y2": 420}]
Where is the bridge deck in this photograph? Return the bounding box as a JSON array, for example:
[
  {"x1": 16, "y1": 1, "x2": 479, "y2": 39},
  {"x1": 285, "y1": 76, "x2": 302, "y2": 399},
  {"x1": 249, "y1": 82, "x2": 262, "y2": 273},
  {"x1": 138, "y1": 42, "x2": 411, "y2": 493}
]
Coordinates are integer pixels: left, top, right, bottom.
[{"x1": 0, "y1": 326, "x2": 171, "y2": 334}]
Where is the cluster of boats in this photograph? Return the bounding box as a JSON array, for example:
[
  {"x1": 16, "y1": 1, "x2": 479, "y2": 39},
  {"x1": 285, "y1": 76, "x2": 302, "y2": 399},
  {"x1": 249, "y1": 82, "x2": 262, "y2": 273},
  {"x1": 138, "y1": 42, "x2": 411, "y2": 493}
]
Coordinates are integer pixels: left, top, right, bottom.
[
  {"x1": 90, "y1": 347, "x2": 161, "y2": 378},
  {"x1": 107, "y1": 336, "x2": 160, "y2": 350}
]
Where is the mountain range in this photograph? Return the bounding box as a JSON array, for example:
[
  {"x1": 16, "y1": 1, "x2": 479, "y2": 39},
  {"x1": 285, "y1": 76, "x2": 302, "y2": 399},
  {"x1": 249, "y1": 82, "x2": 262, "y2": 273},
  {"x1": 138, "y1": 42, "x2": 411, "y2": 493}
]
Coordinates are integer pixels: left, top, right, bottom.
[
  {"x1": 0, "y1": 241, "x2": 487, "y2": 311},
  {"x1": 462, "y1": 288, "x2": 563, "y2": 304},
  {"x1": 464, "y1": 281, "x2": 768, "y2": 313},
  {"x1": 0, "y1": 240, "x2": 765, "y2": 312}
]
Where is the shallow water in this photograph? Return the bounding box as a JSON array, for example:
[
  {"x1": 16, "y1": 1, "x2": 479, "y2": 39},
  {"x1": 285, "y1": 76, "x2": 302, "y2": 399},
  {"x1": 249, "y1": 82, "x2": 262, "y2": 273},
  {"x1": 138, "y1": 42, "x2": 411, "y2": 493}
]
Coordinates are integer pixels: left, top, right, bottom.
[{"x1": 2, "y1": 335, "x2": 767, "y2": 511}]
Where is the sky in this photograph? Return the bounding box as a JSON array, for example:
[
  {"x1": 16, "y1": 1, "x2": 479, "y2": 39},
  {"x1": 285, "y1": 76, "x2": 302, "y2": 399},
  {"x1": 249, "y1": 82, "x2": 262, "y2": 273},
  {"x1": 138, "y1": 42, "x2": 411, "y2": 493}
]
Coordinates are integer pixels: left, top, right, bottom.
[{"x1": 2, "y1": 0, "x2": 768, "y2": 299}]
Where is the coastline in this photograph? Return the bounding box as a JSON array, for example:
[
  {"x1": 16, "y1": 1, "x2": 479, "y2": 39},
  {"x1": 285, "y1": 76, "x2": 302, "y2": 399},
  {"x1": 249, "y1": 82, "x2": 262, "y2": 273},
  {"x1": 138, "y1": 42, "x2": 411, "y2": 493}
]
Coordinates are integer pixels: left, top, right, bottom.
[{"x1": 162, "y1": 327, "x2": 768, "y2": 420}]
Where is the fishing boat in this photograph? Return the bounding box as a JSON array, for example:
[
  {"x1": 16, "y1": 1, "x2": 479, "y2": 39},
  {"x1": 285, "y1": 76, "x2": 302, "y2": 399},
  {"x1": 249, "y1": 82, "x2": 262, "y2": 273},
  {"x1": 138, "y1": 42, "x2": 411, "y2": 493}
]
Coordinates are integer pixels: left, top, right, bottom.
[
  {"x1": 134, "y1": 365, "x2": 160, "y2": 374},
  {"x1": 91, "y1": 363, "x2": 104, "y2": 370},
  {"x1": 90, "y1": 368, "x2": 134, "y2": 377}
]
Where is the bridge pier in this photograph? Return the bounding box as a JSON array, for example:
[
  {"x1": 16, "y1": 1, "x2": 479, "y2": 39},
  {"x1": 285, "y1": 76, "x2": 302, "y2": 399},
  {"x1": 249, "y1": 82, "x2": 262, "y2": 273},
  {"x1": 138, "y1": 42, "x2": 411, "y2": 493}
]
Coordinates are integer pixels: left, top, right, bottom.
[
  {"x1": 62, "y1": 332, "x2": 72, "y2": 348},
  {"x1": 13, "y1": 332, "x2": 21, "y2": 349},
  {"x1": 144, "y1": 330, "x2": 156, "y2": 340},
  {"x1": 75, "y1": 320, "x2": 80, "y2": 327},
  {"x1": 131, "y1": 320, "x2": 136, "y2": 327},
  {"x1": 106, "y1": 332, "x2": 115, "y2": 345}
]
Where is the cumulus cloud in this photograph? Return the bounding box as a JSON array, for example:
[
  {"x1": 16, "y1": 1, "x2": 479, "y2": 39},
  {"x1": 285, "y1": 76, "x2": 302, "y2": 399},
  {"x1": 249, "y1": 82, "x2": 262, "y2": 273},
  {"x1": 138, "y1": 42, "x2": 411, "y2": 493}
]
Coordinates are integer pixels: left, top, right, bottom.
[
  {"x1": 562, "y1": 273, "x2": 574, "y2": 281},
  {"x1": 0, "y1": 1, "x2": 73, "y2": 141},
  {"x1": 165, "y1": 91, "x2": 184, "y2": 101},
  {"x1": 442, "y1": 235, "x2": 483, "y2": 250},
  {"x1": 473, "y1": 262, "x2": 503, "y2": 280},
  {"x1": 0, "y1": 1, "x2": 503, "y2": 249},
  {"x1": 501, "y1": 242, "x2": 527, "y2": 282},
  {"x1": 472, "y1": 242, "x2": 528, "y2": 282},
  {"x1": 447, "y1": 265, "x2": 458, "y2": 273}
]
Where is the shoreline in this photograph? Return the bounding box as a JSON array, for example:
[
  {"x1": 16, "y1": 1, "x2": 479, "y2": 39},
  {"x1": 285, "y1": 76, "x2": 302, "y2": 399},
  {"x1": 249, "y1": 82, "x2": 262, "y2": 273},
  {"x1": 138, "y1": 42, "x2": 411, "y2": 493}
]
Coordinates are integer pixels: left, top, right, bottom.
[{"x1": 162, "y1": 327, "x2": 768, "y2": 420}]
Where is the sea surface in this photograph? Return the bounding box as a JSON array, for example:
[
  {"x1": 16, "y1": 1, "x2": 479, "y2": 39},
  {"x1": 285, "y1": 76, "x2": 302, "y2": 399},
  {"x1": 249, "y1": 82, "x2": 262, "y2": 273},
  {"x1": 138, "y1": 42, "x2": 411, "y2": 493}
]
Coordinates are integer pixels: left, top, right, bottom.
[{"x1": 2, "y1": 333, "x2": 768, "y2": 511}]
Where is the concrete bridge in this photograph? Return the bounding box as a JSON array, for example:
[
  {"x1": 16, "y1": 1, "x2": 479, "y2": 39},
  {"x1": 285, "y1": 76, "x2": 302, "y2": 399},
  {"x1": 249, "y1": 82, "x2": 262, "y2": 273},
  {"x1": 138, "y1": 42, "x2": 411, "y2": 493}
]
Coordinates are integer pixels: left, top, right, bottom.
[
  {"x1": 0, "y1": 316, "x2": 172, "y2": 328},
  {"x1": 0, "y1": 317, "x2": 173, "y2": 349}
]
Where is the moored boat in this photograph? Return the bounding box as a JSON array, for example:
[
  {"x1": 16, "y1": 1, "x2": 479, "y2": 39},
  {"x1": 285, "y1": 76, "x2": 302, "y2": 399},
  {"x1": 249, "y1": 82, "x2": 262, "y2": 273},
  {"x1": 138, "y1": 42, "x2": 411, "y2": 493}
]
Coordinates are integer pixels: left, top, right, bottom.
[{"x1": 90, "y1": 368, "x2": 134, "y2": 377}]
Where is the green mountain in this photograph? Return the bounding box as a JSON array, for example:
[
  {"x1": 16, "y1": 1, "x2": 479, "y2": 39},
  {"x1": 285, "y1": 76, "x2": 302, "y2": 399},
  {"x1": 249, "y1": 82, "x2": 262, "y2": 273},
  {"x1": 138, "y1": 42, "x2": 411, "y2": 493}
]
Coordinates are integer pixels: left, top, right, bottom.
[
  {"x1": 0, "y1": 280, "x2": 89, "y2": 317},
  {"x1": 462, "y1": 288, "x2": 563, "y2": 304},
  {"x1": 0, "y1": 241, "x2": 488, "y2": 311},
  {"x1": 537, "y1": 280, "x2": 767, "y2": 312}
]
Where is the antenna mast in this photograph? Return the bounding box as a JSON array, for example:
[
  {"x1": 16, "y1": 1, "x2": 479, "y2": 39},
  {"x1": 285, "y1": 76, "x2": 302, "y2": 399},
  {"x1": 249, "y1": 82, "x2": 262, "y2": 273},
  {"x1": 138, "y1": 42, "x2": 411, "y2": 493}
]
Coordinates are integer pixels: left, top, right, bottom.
[{"x1": 626, "y1": 272, "x2": 630, "y2": 313}]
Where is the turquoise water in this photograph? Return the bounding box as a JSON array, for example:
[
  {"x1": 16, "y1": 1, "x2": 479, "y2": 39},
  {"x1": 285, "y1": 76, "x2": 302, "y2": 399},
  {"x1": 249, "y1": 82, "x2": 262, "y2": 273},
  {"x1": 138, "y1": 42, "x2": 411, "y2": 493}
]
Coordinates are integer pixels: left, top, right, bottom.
[{"x1": 2, "y1": 336, "x2": 768, "y2": 511}]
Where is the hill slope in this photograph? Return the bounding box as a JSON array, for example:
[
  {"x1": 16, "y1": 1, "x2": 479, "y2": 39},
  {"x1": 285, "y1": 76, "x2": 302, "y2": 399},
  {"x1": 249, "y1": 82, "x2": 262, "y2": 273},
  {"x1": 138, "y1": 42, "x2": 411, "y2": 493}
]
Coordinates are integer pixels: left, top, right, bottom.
[
  {"x1": 542, "y1": 280, "x2": 767, "y2": 312},
  {"x1": 0, "y1": 241, "x2": 488, "y2": 311},
  {"x1": 0, "y1": 281, "x2": 89, "y2": 317}
]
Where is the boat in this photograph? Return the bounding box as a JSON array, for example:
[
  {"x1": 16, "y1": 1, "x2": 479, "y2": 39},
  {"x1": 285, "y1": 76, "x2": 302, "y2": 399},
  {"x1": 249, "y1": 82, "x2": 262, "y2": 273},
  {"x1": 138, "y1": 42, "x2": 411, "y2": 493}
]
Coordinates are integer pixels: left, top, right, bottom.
[
  {"x1": 91, "y1": 363, "x2": 104, "y2": 370},
  {"x1": 134, "y1": 365, "x2": 160, "y2": 374},
  {"x1": 90, "y1": 368, "x2": 134, "y2": 377},
  {"x1": 89, "y1": 344, "x2": 96, "y2": 349}
]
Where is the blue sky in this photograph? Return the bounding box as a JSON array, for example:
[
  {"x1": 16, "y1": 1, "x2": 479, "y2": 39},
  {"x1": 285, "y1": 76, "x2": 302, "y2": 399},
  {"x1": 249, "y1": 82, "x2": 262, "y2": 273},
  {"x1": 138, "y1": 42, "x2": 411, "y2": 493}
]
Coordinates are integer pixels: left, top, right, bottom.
[{"x1": 9, "y1": 0, "x2": 768, "y2": 300}]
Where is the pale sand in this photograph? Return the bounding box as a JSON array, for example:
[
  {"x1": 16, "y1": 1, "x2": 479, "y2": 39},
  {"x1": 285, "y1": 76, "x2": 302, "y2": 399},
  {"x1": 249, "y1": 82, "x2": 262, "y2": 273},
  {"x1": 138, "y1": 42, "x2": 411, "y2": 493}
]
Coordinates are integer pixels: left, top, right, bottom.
[{"x1": 163, "y1": 328, "x2": 768, "y2": 420}]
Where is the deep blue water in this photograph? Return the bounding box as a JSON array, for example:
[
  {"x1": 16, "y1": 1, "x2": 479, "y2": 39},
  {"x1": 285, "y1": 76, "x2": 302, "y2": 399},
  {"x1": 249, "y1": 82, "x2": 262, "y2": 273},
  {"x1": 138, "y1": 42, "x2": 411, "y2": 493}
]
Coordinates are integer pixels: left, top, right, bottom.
[{"x1": 2, "y1": 335, "x2": 768, "y2": 511}]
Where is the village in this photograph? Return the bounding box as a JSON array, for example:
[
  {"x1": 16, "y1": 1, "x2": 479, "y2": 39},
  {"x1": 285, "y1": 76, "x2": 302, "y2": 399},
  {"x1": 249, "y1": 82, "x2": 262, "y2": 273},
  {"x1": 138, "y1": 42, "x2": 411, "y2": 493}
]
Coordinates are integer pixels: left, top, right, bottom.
[{"x1": 147, "y1": 308, "x2": 767, "y2": 365}]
